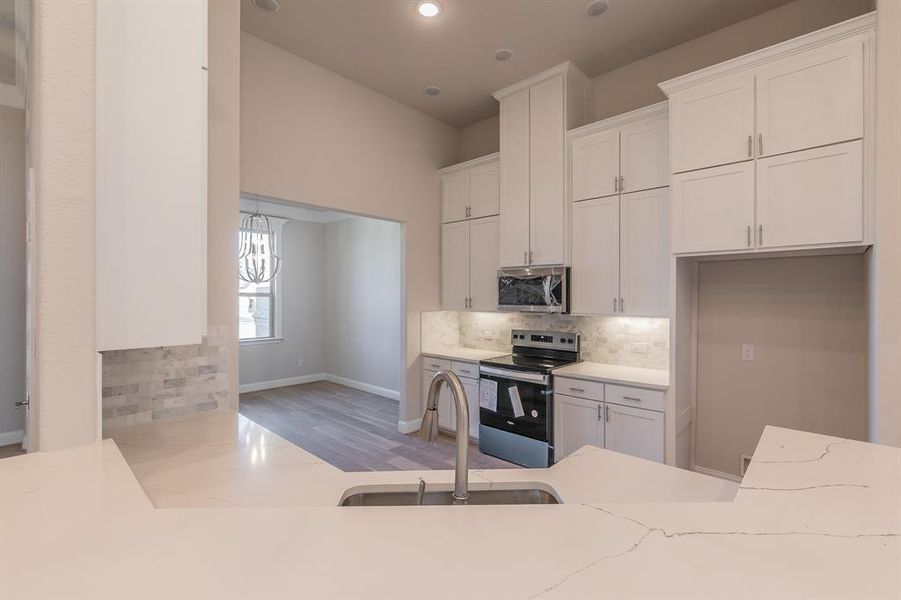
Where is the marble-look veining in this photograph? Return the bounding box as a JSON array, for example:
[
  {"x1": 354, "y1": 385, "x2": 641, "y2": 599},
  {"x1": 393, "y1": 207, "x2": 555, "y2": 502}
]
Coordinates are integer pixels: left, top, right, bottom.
[{"x1": 2, "y1": 410, "x2": 898, "y2": 599}]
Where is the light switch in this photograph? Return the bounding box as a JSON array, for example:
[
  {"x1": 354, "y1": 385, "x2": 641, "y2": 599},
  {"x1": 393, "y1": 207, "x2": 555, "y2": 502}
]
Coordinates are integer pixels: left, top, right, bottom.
[{"x1": 741, "y1": 344, "x2": 754, "y2": 361}]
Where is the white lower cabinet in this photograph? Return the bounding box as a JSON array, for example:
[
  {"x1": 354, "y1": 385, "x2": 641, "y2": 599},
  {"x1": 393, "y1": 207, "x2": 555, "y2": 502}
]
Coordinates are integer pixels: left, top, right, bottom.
[
  {"x1": 554, "y1": 379, "x2": 664, "y2": 463},
  {"x1": 554, "y1": 393, "x2": 604, "y2": 459},
  {"x1": 462, "y1": 377, "x2": 480, "y2": 439},
  {"x1": 422, "y1": 359, "x2": 480, "y2": 439},
  {"x1": 603, "y1": 403, "x2": 664, "y2": 463}
]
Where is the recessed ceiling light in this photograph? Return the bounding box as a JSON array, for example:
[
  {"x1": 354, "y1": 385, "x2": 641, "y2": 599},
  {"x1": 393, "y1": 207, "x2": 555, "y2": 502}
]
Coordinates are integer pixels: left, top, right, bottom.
[
  {"x1": 424, "y1": 85, "x2": 441, "y2": 96},
  {"x1": 585, "y1": 0, "x2": 609, "y2": 17},
  {"x1": 252, "y1": 0, "x2": 280, "y2": 12},
  {"x1": 416, "y1": 1, "x2": 441, "y2": 18},
  {"x1": 494, "y1": 49, "x2": 514, "y2": 62}
]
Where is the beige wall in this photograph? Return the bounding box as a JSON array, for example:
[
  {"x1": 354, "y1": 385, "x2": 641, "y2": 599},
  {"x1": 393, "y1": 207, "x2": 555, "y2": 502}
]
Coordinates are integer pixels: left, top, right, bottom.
[
  {"x1": 0, "y1": 105, "x2": 25, "y2": 441},
  {"x1": 240, "y1": 32, "x2": 459, "y2": 424},
  {"x1": 28, "y1": 0, "x2": 97, "y2": 450},
  {"x1": 872, "y1": 0, "x2": 901, "y2": 446},
  {"x1": 695, "y1": 255, "x2": 869, "y2": 477},
  {"x1": 208, "y1": 0, "x2": 241, "y2": 410},
  {"x1": 459, "y1": 115, "x2": 499, "y2": 162}
]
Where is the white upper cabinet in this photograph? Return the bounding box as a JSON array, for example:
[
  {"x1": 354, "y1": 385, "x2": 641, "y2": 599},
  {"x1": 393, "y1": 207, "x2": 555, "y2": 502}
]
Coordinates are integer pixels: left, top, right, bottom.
[
  {"x1": 567, "y1": 102, "x2": 670, "y2": 316},
  {"x1": 671, "y1": 162, "x2": 755, "y2": 254},
  {"x1": 620, "y1": 116, "x2": 670, "y2": 193},
  {"x1": 755, "y1": 39, "x2": 863, "y2": 158},
  {"x1": 441, "y1": 171, "x2": 470, "y2": 223},
  {"x1": 441, "y1": 221, "x2": 469, "y2": 310},
  {"x1": 494, "y1": 62, "x2": 588, "y2": 267},
  {"x1": 669, "y1": 72, "x2": 755, "y2": 173},
  {"x1": 468, "y1": 216, "x2": 500, "y2": 311},
  {"x1": 757, "y1": 140, "x2": 863, "y2": 249},
  {"x1": 440, "y1": 154, "x2": 499, "y2": 224},
  {"x1": 571, "y1": 197, "x2": 619, "y2": 315},
  {"x1": 571, "y1": 126, "x2": 619, "y2": 202},
  {"x1": 661, "y1": 14, "x2": 875, "y2": 255},
  {"x1": 96, "y1": 0, "x2": 208, "y2": 351},
  {"x1": 469, "y1": 162, "x2": 500, "y2": 219},
  {"x1": 620, "y1": 188, "x2": 670, "y2": 317},
  {"x1": 498, "y1": 88, "x2": 532, "y2": 267}
]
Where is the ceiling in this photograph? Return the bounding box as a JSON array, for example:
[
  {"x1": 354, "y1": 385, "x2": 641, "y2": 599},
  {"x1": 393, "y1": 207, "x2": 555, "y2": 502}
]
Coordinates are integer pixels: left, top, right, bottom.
[{"x1": 241, "y1": 0, "x2": 794, "y2": 128}]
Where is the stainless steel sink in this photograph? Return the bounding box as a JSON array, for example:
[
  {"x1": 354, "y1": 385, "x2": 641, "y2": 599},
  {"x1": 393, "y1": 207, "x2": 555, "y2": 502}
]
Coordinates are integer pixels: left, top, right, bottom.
[{"x1": 340, "y1": 487, "x2": 560, "y2": 506}]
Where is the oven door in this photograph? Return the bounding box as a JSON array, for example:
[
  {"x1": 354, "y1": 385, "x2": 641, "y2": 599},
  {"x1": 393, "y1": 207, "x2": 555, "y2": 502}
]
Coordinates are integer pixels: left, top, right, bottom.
[
  {"x1": 496, "y1": 267, "x2": 567, "y2": 313},
  {"x1": 478, "y1": 366, "x2": 552, "y2": 443}
]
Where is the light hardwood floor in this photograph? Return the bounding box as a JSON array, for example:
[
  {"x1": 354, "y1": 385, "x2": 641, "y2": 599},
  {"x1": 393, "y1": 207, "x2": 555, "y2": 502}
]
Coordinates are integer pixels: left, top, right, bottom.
[{"x1": 239, "y1": 381, "x2": 517, "y2": 472}]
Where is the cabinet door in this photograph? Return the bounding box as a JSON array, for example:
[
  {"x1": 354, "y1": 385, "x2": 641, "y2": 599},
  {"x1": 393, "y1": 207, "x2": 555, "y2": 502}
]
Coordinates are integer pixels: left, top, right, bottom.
[
  {"x1": 469, "y1": 162, "x2": 500, "y2": 219},
  {"x1": 469, "y1": 216, "x2": 499, "y2": 312},
  {"x1": 441, "y1": 221, "x2": 470, "y2": 310},
  {"x1": 670, "y1": 72, "x2": 755, "y2": 173},
  {"x1": 499, "y1": 89, "x2": 531, "y2": 267},
  {"x1": 529, "y1": 75, "x2": 566, "y2": 266},
  {"x1": 571, "y1": 197, "x2": 619, "y2": 314},
  {"x1": 554, "y1": 394, "x2": 603, "y2": 461},
  {"x1": 620, "y1": 116, "x2": 669, "y2": 194},
  {"x1": 671, "y1": 161, "x2": 755, "y2": 254},
  {"x1": 571, "y1": 129, "x2": 619, "y2": 201},
  {"x1": 756, "y1": 140, "x2": 863, "y2": 249},
  {"x1": 604, "y1": 403, "x2": 664, "y2": 463},
  {"x1": 620, "y1": 188, "x2": 670, "y2": 317},
  {"x1": 756, "y1": 39, "x2": 863, "y2": 158},
  {"x1": 441, "y1": 171, "x2": 470, "y2": 223},
  {"x1": 462, "y1": 377, "x2": 480, "y2": 439}
]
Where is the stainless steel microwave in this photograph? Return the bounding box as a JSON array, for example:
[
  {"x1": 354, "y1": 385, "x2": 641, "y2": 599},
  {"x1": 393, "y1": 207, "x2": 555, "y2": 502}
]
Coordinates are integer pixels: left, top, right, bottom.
[{"x1": 497, "y1": 266, "x2": 568, "y2": 314}]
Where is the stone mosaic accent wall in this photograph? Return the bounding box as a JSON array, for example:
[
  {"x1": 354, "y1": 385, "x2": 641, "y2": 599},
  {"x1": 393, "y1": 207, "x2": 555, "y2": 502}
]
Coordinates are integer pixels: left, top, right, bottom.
[
  {"x1": 423, "y1": 311, "x2": 669, "y2": 370},
  {"x1": 101, "y1": 325, "x2": 230, "y2": 430}
]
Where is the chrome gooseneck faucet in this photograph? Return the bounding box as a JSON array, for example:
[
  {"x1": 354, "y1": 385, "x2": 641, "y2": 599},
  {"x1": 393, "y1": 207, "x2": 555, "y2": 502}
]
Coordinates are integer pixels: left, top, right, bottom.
[{"x1": 419, "y1": 370, "x2": 469, "y2": 502}]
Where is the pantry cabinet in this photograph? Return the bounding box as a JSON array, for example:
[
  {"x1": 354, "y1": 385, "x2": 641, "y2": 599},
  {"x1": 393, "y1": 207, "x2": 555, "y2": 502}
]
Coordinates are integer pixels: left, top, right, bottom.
[
  {"x1": 494, "y1": 62, "x2": 589, "y2": 267},
  {"x1": 96, "y1": 0, "x2": 208, "y2": 351},
  {"x1": 568, "y1": 103, "x2": 670, "y2": 317},
  {"x1": 554, "y1": 377, "x2": 665, "y2": 463},
  {"x1": 662, "y1": 17, "x2": 874, "y2": 255},
  {"x1": 441, "y1": 216, "x2": 499, "y2": 311},
  {"x1": 440, "y1": 154, "x2": 499, "y2": 224}
]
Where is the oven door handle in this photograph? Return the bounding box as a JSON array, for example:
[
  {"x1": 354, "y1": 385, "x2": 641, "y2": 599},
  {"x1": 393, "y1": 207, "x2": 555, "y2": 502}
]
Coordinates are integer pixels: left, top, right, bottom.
[{"x1": 479, "y1": 366, "x2": 549, "y2": 385}]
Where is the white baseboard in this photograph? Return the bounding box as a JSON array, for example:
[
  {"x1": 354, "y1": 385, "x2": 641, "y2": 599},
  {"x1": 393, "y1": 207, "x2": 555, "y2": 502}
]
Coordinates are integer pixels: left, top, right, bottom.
[
  {"x1": 397, "y1": 417, "x2": 422, "y2": 434},
  {"x1": 239, "y1": 373, "x2": 327, "y2": 394},
  {"x1": 0, "y1": 429, "x2": 24, "y2": 447},
  {"x1": 239, "y1": 373, "x2": 400, "y2": 402},
  {"x1": 324, "y1": 374, "x2": 399, "y2": 401},
  {"x1": 693, "y1": 464, "x2": 743, "y2": 483}
]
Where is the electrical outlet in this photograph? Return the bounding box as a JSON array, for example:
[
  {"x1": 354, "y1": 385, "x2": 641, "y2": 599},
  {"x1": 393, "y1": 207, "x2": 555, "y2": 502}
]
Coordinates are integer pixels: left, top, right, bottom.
[
  {"x1": 741, "y1": 344, "x2": 754, "y2": 361},
  {"x1": 630, "y1": 342, "x2": 648, "y2": 354},
  {"x1": 297, "y1": 358, "x2": 304, "y2": 368}
]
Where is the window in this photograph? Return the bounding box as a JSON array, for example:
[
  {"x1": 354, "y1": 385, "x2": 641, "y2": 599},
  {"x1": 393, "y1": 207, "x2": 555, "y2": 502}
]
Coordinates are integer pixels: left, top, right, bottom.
[{"x1": 238, "y1": 216, "x2": 284, "y2": 342}]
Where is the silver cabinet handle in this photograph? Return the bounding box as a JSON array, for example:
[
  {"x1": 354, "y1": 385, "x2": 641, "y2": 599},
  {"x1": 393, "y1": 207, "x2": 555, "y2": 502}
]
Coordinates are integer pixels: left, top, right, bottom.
[
  {"x1": 569, "y1": 387, "x2": 585, "y2": 393},
  {"x1": 758, "y1": 133, "x2": 763, "y2": 156},
  {"x1": 613, "y1": 296, "x2": 617, "y2": 312},
  {"x1": 619, "y1": 297, "x2": 624, "y2": 313},
  {"x1": 597, "y1": 403, "x2": 602, "y2": 421},
  {"x1": 622, "y1": 396, "x2": 642, "y2": 403},
  {"x1": 614, "y1": 176, "x2": 619, "y2": 192},
  {"x1": 747, "y1": 135, "x2": 752, "y2": 158},
  {"x1": 758, "y1": 224, "x2": 763, "y2": 246},
  {"x1": 605, "y1": 404, "x2": 610, "y2": 422},
  {"x1": 619, "y1": 175, "x2": 624, "y2": 192},
  {"x1": 528, "y1": 250, "x2": 533, "y2": 265},
  {"x1": 523, "y1": 250, "x2": 527, "y2": 265},
  {"x1": 747, "y1": 225, "x2": 751, "y2": 247},
  {"x1": 429, "y1": 364, "x2": 442, "y2": 369}
]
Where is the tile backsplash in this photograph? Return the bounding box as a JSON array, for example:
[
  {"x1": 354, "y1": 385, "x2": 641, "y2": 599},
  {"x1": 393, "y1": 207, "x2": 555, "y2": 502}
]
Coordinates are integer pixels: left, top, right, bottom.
[
  {"x1": 100, "y1": 325, "x2": 230, "y2": 430},
  {"x1": 422, "y1": 311, "x2": 669, "y2": 370}
]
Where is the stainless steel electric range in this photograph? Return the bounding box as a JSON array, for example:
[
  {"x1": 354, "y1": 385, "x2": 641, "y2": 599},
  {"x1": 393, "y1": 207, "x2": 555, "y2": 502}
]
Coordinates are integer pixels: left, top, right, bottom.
[{"x1": 478, "y1": 330, "x2": 581, "y2": 468}]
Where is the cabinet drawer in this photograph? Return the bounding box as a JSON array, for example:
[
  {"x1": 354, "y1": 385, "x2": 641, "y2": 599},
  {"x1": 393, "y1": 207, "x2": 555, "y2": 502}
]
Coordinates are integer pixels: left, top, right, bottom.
[
  {"x1": 451, "y1": 361, "x2": 480, "y2": 380},
  {"x1": 555, "y1": 377, "x2": 605, "y2": 402},
  {"x1": 422, "y1": 357, "x2": 452, "y2": 372},
  {"x1": 606, "y1": 384, "x2": 664, "y2": 412}
]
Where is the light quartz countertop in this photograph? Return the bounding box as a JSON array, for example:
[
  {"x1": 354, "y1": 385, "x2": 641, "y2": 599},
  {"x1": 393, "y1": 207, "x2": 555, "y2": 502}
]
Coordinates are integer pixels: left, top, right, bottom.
[
  {"x1": 421, "y1": 347, "x2": 506, "y2": 362},
  {"x1": 552, "y1": 361, "x2": 670, "y2": 390},
  {"x1": 2, "y1": 410, "x2": 898, "y2": 599}
]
